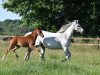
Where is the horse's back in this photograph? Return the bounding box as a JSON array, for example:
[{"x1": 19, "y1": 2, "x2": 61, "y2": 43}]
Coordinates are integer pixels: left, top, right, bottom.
[
  {"x1": 24, "y1": 32, "x2": 32, "y2": 36},
  {"x1": 10, "y1": 36, "x2": 30, "y2": 46},
  {"x1": 42, "y1": 31, "x2": 60, "y2": 37}
]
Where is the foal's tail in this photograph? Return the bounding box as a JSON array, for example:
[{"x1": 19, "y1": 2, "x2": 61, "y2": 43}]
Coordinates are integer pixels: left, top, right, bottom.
[{"x1": 2, "y1": 36, "x2": 13, "y2": 41}]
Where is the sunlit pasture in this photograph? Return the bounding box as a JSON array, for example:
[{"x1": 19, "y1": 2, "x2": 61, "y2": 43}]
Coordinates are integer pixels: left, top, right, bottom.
[{"x1": 0, "y1": 40, "x2": 100, "y2": 75}]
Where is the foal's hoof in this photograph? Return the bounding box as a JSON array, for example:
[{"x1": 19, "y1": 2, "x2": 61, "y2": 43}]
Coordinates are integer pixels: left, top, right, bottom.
[
  {"x1": 24, "y1": 58, "x2": 29, "y2": 61},
  {"x1": 16, "y1": 55, "x2": 19, "y2": 58}
]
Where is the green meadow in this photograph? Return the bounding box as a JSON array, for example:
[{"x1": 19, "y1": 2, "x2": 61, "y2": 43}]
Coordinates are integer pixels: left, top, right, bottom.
[{"x1": 0, "y1": 40, "x2": 100, "y2": 75}]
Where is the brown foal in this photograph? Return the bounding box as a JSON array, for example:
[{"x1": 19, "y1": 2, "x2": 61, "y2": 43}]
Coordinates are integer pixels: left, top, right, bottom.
[{"x1": 2, "y1": 28, "x2": 44, "y2": 60}]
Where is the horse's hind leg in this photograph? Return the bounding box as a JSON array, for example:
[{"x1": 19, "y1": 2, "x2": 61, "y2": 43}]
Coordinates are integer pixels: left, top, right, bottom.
[
  {"x1": 13, "y1": 45, "x2": 20, "y2": 60},
  {"x1": 1, "y1": 45, "x2": 14, "y2": 60},
  {"x1": 2, "y1": 49, "x2": 10, "y2": 60}
]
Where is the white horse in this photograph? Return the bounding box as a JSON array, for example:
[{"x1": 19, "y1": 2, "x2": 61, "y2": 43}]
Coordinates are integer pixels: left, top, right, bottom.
[{"x1": 25, "y1": 20, "x2": 84, "y2": 62}]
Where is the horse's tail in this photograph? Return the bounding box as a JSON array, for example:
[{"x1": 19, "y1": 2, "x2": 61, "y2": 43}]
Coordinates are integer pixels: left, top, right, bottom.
[{"x1": 2, "y1": 36, "x2": 13, "y2": 41}]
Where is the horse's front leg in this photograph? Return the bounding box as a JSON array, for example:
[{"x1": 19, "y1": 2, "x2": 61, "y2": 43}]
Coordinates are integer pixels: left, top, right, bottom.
[
  {"x1": 24, "y1": 43, "x2": 34, "y2": 60},
  {"x1": 24, "y1": 48, "x2": 33, "y2": 60},
  {"x1": 62, "y1": 46, "x2": 71, "y2": 62},
  {"x1": 38, "y1": 43, "x2": 45, "y2": 62}
]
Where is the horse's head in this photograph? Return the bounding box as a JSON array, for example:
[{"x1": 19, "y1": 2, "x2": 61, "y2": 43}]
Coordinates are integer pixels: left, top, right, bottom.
[
  {"x1": 36, "y1": 28, "x2": 44, "y2": 38},
  {"x1": 72, "y1": 20, "x2": 84, "y2": 34}
]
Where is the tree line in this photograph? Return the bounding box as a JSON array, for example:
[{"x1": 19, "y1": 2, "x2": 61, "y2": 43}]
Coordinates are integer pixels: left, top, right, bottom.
[
  {"x1": 0, "y1": 19, "x2": 33, "y2": 35},
  {"x1": 1, "y1": 0, "x2": 100, "y2": 37}
]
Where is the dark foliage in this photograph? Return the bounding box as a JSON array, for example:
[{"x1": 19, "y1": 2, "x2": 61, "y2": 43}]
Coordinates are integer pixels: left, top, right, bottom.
[{"x1": 1, "y1": 0, "x2": 100, "y2": 37}]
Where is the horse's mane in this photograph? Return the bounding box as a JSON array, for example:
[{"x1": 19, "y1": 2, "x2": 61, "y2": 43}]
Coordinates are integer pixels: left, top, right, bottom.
[
  {"x1": 24, "y1": 22, "x2": 72, "y2": 36},
  {"x1": 57, "y1": 23, "x2": 71, "y2": 33}
]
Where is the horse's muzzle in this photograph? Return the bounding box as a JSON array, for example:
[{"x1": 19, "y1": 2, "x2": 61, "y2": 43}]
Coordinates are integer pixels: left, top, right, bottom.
[
  {"x1": 41, "y1": 35, "x2": 44, "y2": 38},
  {"x1": 80, "y1": 28, "x2": 84, "y2": 34}
]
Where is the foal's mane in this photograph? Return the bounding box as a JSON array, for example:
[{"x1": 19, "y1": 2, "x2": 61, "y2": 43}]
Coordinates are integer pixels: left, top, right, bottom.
[{"x1": 30, "y1": 27, "x2": 40, "y2": 34}]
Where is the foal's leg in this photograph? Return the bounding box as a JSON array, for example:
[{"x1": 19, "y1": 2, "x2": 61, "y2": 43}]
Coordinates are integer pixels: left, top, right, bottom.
[
  {"x1": 39, "y1": 43, "x2": 45, "y2": 61},
  {"x1": 13, "y1": 45, "x2": 20, "y2": 60},
  {"x1": 2, "y1": 45, "x2": 14, "y2": 60},
  {"x1": 27, "y1": 48, "x2": 33, "y2": 60},
  {"x1": 24, "y1": 48, "x2": 33, "y2": 60},
  {"x1": 24, "y1": 42, "x2": 34, "y2": 60},
  {"x1": 2, "y1": 48, "x2": 10, "y2": 60}
]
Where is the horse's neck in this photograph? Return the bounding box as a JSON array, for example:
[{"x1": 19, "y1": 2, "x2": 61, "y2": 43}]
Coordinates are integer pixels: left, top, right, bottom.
[
  {"x1": 30, "y1": 32, "x2": 38, "y2": 40},
  {"x1": 57, "y1": 23, "x2": 71, "y2": 33},
  {"x1": 63, "y1": 24, "x2": 74, "y2": 39}
]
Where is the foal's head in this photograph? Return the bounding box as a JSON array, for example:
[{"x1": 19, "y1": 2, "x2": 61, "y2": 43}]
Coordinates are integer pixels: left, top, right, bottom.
[{"x1": 34, "y1": 28, "x2": 44, "y2": 37}]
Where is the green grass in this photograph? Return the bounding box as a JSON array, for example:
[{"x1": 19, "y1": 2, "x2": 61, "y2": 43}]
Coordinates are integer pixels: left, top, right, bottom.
[{"x1": 0, "y1": 40, "x2": 100, "y2": 75}]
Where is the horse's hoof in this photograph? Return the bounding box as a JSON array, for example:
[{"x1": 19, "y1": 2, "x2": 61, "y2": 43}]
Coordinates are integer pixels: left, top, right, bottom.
[
  {"x1": 61, "y1": 59, "x2": 67, "y2": 62},
  {"x1": 16, "y1": 55, "x2": 19, "y2": 58}
]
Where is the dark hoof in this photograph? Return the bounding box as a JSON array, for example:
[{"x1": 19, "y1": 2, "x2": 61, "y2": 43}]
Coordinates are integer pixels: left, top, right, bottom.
[{"x1": 61, "y1": 59, "x2": 67, "y2": 62}]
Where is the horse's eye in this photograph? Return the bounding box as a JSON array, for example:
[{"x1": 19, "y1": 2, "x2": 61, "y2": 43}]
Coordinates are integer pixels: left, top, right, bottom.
[
  {"x1": 77, "y1": 25, "x2": 80, "y2": 27},
  {"x1": 40, "y1": 31, "x2": 42, "y2": 33}
]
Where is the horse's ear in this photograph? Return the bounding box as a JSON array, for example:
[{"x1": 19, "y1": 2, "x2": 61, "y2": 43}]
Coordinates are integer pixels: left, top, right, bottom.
[
  {"x1": 76, "y1": 20, "x2": 79, "y2": 22},
  {"x1": 68, "y1": 21, "x2": 71, "y2": 23},
  {"x1": 37, "y1": 27, "x2": 40, "y2": 29},
  {"x1": 73, "y1": 20, "x2": 79, "y2": 22}
]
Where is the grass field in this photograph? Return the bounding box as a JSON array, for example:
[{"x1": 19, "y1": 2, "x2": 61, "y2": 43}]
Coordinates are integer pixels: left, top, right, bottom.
[{"x1": 0, "y1": 40, "x2": 100, "y2": 75}]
